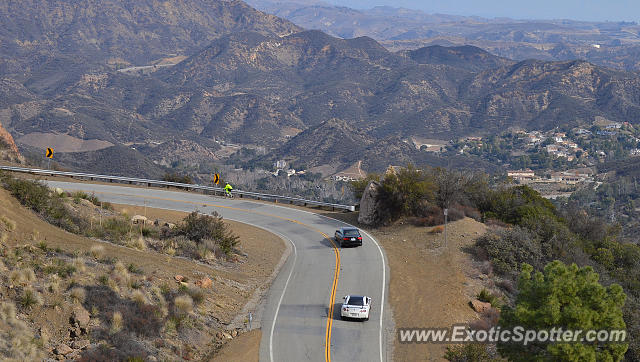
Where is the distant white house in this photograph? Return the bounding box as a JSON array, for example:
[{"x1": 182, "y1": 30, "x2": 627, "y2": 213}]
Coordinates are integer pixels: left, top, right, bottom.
[
  {"x1": 508, "y1": 169, "x2": 536, "y2": 181},
  {"x1": 591, "y1": 44, "x2": 601, "y2": 48}
]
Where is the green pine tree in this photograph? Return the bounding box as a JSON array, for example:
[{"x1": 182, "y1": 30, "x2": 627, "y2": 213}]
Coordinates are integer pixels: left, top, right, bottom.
[{"x1": 498, "y1": 261, "x2": 628, "y2": 361}]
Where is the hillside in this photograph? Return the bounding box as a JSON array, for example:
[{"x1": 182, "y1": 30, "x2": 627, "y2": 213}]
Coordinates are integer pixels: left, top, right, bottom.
[
  {"x1": 247, "y1": 0, "x2": 640, "y2": 72},
  {"x1": 3, "y1": 0, "x2": 640, "y2": 176},
  {"x1": 0, "y1": 0, "x2": 300, "y2": 76},
  {"x1": 0, "y1": 176, "x2": 285, "y2": 360}
]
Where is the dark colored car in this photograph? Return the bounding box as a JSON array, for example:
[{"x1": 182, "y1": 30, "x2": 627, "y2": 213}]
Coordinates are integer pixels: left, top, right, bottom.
[{"x1": 334, "y1": 227, "x2": 363, "y2": 247}]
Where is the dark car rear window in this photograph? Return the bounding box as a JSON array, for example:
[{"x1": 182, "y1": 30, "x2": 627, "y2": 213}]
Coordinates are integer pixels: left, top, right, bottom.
[
  {"x1": 343, "y1": 229, "x2": 360, "y2": 237},
  {"x1": 348, "y1": 296, "x2": 364, "y2": 306}
]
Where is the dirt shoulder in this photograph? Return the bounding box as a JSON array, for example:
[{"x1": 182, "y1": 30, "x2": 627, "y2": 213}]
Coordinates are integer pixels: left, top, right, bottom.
[
  {"x1": 324, "y1": 212, "x2": 489, "y2": 361},
  {"x1": 210, "y1": 329, "x2": 261, "y2": 362}
]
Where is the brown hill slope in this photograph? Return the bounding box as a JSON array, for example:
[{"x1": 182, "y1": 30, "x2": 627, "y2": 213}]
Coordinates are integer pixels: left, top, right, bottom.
[{"x1": 0, "y1": 0, "x2": 301, "y2": 72}]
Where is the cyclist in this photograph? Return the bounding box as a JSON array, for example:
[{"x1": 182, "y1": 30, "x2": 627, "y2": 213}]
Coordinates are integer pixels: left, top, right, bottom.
[{"x1": 224, "y1": 183, "x2": 233, "y2": 198}]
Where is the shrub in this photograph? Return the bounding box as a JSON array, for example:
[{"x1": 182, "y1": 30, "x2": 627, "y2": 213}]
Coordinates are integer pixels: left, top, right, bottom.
[
  {"x1": 0, "y1": 215, "x2": 16, "y2": 231},
  {"x1": 475, "y1": 226, "x2": 544, "y2": 277},
  {"x1": 71, "y1": 191, "x2": 88, "y2": 204},
  {"x1": 123, "y1": 304, "x2": 164, "y2": 337},
  {"x1": 0, "y1": 302, "x2": 45, "y2": 359},
  {"x1": 127, "y1": 263, "x2": 143, "y2": 274},
  {"x1": 162, "y1": 172, "x2": 193, "y2": 184},
  {"x1": 476, "y1": 289, "x2": 501, "y2": 308},
  {"x1": 499, "y1": 261, "x2": 628, "y2": 361},
  {"x1": 69, "y1": 287, "x2": 86, "y2": 304},
  {"x1": 111, "y1": 311, "x2": 123, "y2": 333},
  {"x1": 131, "y1": 290, "x2": 147, "y2": 306},
  {"x1": 90, "y1": 244, "x2": 105, "y2": 259},
  {"x1": 174, "y1": 212, "x2": 239, "y2": 255},
  {"x1": 173, "y1": 295, "x2": 193, "y2": 317},
  {"x1": 72, "y1": 257, "x2": 87, "y2": 273},
  {"x1": 112, "y1": 262, "x2": 130, "y2": 286},
  {"x1": 37, "y1": 241, "x2": 48, "y2": 251},
  {"x1": 132, "y1": 236, "x2": 146, "y2": 250},
  {"x1": 150, "y1": 287, "x2": 167, "y2": 308},
  {"x1": 19, "y1": 288, "x2": 43, "y2": 309},
  {"x1": 186, "y1": 287, "x2": 205, "y2": 305},
  {"x1": 445, "y1": 343, "x2": 492, "y2": 361},
  {"x1": 47, "y1": 274, "x2": 62, "y2": 293},
  {"x1": 10, "y1": 268, "x2": 36, "y2": 286},
  {"x1": 496, "y1": 279, "x2": 515, "y2": 294},
  {"x1": 98, "y1": 275, "x2": 109, "y2": 285},
  {"x1": 43, "y1": 259, "x2": 76, "y2": 278}
]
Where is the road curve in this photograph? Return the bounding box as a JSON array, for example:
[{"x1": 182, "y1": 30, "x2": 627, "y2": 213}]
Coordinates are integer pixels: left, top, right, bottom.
[{"x1": 45, "y1": 181, "x2": 391, "y2": 362}]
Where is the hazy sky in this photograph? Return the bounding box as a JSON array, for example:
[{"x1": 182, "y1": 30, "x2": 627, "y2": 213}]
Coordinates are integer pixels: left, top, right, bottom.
[{"x1": 323, "y1": 0, "x2": 638, "y2": 22}]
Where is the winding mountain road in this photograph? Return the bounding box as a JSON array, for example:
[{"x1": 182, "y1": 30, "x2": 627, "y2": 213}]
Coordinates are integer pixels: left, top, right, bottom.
[{"x1": 45, "y1": 181, "x2": 391, "y2": 362}]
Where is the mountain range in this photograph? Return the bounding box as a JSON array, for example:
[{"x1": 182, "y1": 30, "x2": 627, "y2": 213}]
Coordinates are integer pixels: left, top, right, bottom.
[
  {"x1": 246, "y1": 0, "x2": 640, "y2": 72},
  {"x1": 1, "y1": 0, "x2": 640, "y2": 176}
]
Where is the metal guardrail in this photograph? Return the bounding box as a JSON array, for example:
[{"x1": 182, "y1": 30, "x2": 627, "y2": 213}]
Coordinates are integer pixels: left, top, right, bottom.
[{"x1": 0, "y1": 165, "x2": 356, "y2": 212}]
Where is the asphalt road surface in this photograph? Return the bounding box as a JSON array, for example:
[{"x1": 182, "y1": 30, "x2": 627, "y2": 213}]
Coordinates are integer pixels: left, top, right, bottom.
[{"x1": 45, "y1": 181, "x2": 391, "y2": 362}]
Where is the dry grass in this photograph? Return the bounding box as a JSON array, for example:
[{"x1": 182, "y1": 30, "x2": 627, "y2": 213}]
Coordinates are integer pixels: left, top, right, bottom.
[
  {"x1": 10, "y1": 268, "x2": 36, "y2": 286},
  {"x1": 112, "y1": 261, "x2": 130, "y2": 287},
  {"x1": 111, "y1": 311, "x2": 123, "y2": 333},
  {"x1": 133, "y1": 236, "x2": 146, "y2": 250},
  {"x1": 89, "y1": 244, "x2": 105, "y2": 259},
  {"x1": 69, "y1": 287, "x2": 86, "y2": 304},
  {"x1": 46, "y1": 274, "x2": 61, "y2": 293},
  {"x1": 165, "y1": 246, "x2": 176, "y2": 256},
  {"x1": 107, "y1": 278, "x2": 120, "y2": 293},
  {"x1": 174, "y1": 295, "x2": 193, "y2": 317},
  {"x1": 0, "y1": 214, "x2": 16, "y2": 231},
  {"x1": 19, "y1": 288, "x2": 43, "y2": 309},
  {"x1": 131, "y1": 290, "x2": 147, "y2": 306},
  {"x1": 429, "y1": 225, "x2": 445, "y2": 234},
  {"x1": 0, "y1": 302, "x2": 44, "y2": 359},
  {"x1": 72, "y1": 257, "x2": 87, "y2": 273}
]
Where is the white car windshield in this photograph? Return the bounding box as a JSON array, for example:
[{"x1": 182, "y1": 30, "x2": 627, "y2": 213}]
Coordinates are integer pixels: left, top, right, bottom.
[{"x1": 348, "y1": 296, "x2": 364, "y2": 306}]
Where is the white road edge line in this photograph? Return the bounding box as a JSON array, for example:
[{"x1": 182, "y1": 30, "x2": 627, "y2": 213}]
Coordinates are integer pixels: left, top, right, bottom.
[
  {"x1": 268, "y1": 232, "x2": 297, "y2": 362},
  {"x1": 360, "y1": 229, "x2": 386, "y2": 362}
]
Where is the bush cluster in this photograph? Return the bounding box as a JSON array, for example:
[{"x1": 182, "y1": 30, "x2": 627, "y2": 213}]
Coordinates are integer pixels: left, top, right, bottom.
[{"x1": 171, "y1": 211, "x2": 239, "y2": 255}]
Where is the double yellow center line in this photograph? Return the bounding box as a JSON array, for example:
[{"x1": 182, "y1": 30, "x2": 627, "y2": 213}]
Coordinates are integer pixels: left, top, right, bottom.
[{"x1": 89, "y1": 190, "x2": 341, "y2": 361}]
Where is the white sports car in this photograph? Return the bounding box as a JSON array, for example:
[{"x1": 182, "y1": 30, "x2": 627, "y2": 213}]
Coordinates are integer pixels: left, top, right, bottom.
[{"x1": 340, "y1": 295, "x2": 371, "y2": 321}]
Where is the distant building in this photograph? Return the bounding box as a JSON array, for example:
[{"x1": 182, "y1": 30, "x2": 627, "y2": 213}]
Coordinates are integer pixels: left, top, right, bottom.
[
  {"x1": 596, "y1": 130, "x2": 617, "y2": 136},
  {"x1": 576, "y1": 129, "x2": 592, "y2": 135},
  {"x1": 274, "y1": 160, "x2": 287, "y2": 169},
  {"x1": 546, "y1": 145, "x2": 560, "y2": 153},
  {"x1": 551, "y1": 169, "x2": 593, "y2": 184},
  {"x1": 508, "y1": 169, "x2": 536, "y2": 181},
  {"x1": 526, "y1": 135, "x2": 542, "y2": 145},
  {"x1": 591, "y1": 44, "x2": 601, "y2": 48},
  {"x1": 604, "y1": 123, "x2": 622, "y2": 129}
]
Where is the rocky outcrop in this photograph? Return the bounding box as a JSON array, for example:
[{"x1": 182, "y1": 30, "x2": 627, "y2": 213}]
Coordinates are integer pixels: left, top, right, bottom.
[
  {"x1": 358, "y1": 181, "x2": 381, "y2": 226},
  {"x1": 0, "y1": 121, "x2": 19, "y2": 155},
  {"x1": 470, "y1": 299, "x2": 492, "y2": 314}
]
